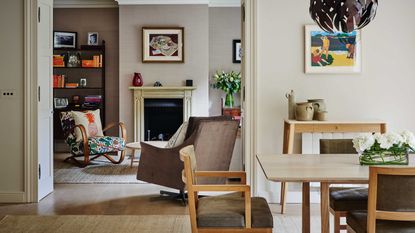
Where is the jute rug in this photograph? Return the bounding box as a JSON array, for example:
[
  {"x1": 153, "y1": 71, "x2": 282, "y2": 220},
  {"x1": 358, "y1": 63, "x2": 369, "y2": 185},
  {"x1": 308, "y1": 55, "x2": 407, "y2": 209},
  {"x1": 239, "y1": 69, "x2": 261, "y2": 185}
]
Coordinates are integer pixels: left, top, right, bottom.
[
  {"x1": 0, "y1": 215, "x2": 191, "y2": 233},
  {"x1": 54, "y1": 153, "x2": 145, "y2": 184}
]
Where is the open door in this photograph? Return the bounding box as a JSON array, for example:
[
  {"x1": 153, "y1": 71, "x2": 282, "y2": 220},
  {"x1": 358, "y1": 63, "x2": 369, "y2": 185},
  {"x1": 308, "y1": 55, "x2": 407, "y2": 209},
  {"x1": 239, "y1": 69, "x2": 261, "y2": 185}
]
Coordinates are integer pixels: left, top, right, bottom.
[{"x1": 37, "y1": 0, "x2": 54, "y2": 200}]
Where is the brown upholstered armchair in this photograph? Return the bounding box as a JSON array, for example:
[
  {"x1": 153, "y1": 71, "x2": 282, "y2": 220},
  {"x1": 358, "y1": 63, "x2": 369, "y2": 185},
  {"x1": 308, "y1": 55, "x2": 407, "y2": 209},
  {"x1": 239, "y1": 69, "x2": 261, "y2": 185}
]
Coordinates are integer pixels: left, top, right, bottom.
[{"x1": 137, "y1": 116, "x2": 238, "y2": 203}]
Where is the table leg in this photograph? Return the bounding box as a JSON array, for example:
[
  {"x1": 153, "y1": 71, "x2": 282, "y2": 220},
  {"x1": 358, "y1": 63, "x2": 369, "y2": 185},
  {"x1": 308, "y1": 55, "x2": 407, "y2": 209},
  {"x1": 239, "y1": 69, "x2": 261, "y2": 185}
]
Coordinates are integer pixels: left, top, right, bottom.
[
  {"x1": 302, "y1": 182, "x2": 310, "y2": 233},
  {"x1": 320, "y1": 182, "x2": 330, "y2": 233},
  {"x1": 130, "y1": 149, "x2": 135, "y2": 167},
  {"x1": 281, "y1": 122, "x2": 295, "y2": 214}
]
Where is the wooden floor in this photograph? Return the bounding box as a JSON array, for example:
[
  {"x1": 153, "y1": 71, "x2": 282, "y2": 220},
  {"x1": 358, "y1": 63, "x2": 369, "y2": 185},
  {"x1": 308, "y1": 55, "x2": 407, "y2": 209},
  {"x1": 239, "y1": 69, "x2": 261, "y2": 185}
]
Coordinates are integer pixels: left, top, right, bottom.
[{"x1": 0, "y1": 184, "x2": 328, "y2": 233}]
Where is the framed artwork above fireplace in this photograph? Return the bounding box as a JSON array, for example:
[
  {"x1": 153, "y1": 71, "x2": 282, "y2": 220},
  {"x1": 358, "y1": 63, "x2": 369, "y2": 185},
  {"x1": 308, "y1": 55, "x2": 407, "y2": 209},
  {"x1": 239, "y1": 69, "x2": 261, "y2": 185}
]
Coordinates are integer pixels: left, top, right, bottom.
[{"x1": 142, "y1": 27, "x2": 184, "y2": 63}]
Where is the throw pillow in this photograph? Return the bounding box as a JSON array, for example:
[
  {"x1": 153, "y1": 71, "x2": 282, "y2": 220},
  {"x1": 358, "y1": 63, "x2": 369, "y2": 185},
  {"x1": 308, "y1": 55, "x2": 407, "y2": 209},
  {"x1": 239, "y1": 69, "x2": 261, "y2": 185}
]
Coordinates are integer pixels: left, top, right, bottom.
[
  {"x1": 165, "y1": 121, "x2": 188, "y2": 148},
  {"x1": 71, "y1": 110, "x2": 104, "y2": 141}
]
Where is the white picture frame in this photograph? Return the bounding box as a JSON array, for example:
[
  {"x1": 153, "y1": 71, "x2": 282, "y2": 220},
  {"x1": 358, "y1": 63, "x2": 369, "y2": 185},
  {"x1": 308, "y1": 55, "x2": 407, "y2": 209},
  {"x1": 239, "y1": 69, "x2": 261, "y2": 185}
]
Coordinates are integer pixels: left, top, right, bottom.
[
  {"x1": 305, "y1": 25, "x2": 362, "y2": 74},
  {"x1": 88, "y1": 32, "x2": 99, "y2": 46}
]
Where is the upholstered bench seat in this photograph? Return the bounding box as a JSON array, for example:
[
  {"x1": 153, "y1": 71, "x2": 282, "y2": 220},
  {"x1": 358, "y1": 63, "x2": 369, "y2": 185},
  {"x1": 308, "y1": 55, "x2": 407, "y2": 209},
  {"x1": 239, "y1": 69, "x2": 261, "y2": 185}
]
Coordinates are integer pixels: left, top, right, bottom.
[
  {"x1": 330, "y1": 187, "x2": 368, "y2": 211},
  {"x1": 347, "y1": 210, "x2": 415, "y2": 233},
  {"x1": 197, "y1": 196, "x2": 273, "y2": 228},
  {"x1": 71, "y1": 136, "x2": 126, "y2": 155}
]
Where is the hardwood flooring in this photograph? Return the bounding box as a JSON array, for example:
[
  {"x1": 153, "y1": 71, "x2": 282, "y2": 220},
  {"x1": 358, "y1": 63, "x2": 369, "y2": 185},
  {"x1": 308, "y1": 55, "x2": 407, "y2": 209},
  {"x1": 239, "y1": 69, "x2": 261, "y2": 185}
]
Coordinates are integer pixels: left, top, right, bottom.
[{"x1": 0, "y1": 184, "x2": 329, "y2": 233}]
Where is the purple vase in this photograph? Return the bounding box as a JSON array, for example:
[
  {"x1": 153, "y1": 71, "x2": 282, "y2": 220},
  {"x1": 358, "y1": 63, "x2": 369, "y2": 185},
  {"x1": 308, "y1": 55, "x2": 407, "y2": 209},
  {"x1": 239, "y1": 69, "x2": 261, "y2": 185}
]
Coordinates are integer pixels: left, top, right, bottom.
[{"x1": 132, "y1": 72, "x2": 143, "y2": 87}]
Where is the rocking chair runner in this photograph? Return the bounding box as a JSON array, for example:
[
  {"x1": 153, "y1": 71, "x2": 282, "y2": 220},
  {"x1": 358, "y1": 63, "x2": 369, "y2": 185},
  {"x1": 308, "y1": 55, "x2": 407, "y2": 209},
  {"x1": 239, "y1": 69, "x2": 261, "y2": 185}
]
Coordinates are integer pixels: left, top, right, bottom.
[{"x1": 59, "y1": 111, "x2": 127, "y2": 167}]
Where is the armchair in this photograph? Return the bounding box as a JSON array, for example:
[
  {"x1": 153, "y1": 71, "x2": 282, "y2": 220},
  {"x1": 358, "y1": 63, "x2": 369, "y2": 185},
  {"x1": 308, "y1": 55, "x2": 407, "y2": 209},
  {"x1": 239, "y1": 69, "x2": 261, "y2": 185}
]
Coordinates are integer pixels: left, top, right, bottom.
[
  {"x1": 59, "y1": 111, "x2": 127, "y2": 167},
  {"x1": 180, "y1": 145, "x2": 273, "y2": 233},
  {"x1": 137, "y1": 116, "x2": 238, "y2": 203}
]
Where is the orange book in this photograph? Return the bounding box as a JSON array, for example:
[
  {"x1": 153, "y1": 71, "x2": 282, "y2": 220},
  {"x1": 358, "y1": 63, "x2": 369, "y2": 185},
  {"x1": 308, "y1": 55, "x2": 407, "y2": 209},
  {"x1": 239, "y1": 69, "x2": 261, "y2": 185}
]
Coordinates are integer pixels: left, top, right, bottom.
[{"x1": 82, "y1": 60, "x2": 95, "y2": 67}]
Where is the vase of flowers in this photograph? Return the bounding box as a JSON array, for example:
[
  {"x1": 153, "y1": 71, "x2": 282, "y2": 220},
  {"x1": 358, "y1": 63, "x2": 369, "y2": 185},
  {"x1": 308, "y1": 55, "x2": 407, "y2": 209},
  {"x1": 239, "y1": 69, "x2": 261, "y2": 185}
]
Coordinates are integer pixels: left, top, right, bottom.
[
  {"x1": 353, "y1": 131, "x2": 415, "y2": 165},
  {"x1": 212, "y1": 71, "x2": 241, "y2": 108}
]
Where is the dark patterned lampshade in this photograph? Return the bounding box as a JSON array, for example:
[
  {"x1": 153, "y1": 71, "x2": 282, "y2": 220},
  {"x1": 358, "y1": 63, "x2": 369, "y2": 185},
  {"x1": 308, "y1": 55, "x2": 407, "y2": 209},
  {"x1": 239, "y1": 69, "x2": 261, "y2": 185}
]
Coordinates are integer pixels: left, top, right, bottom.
[{"x1": 309, "y1": 0, "x2": 378, "y2": 33}]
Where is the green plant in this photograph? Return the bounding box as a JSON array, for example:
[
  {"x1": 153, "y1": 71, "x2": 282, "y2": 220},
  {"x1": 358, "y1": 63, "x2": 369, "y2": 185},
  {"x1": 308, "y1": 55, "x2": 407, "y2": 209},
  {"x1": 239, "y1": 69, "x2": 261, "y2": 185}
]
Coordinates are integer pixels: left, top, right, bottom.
[{"x1": 212, "y1": 71, "x2": 241, "y2": 95}]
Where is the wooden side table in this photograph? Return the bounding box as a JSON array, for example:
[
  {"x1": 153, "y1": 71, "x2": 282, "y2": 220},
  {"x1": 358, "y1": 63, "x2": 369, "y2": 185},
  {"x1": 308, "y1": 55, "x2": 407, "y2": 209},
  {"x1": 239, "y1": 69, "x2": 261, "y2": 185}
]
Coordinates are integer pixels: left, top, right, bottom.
[
  {"x1": 126, "y1": 142, "x2": 141, "y2": 167},
  {"x1": 280, "y1": 119, "x2": 387, "y2": 214}
]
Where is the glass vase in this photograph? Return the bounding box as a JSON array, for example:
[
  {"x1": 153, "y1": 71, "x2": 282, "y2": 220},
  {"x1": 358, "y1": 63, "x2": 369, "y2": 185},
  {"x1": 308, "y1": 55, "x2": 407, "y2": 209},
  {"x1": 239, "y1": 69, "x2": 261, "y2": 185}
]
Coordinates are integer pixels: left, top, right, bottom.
[
  {"x1": 224, "y1": 93, "x2": 234, "y2": 108},
  {"x1": 359, "y1": 151, "x2": 409, "y2": 165}
]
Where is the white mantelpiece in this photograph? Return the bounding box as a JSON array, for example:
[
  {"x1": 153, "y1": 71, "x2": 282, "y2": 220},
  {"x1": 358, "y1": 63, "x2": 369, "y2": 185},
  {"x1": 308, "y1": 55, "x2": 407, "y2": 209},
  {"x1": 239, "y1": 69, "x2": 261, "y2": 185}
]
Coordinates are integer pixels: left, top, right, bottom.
[{"x1": 129, "y1": 86, "x2": 196, "y2": 142}]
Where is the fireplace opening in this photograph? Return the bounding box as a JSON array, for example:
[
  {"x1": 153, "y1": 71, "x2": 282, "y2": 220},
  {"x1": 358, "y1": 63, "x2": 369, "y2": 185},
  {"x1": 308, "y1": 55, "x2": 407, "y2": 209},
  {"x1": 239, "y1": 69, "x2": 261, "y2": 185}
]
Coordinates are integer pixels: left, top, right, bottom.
[{"x1": 144, "y1": 98, "x2": 184, "y2": 141}]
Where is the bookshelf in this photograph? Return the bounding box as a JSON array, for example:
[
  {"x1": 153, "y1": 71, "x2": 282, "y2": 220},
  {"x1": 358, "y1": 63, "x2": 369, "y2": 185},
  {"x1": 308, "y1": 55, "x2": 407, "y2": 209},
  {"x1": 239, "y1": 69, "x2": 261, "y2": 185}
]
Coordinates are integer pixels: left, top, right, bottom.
[{"x1": 53, "y1": 40, "x2": 106, "y2": 141}]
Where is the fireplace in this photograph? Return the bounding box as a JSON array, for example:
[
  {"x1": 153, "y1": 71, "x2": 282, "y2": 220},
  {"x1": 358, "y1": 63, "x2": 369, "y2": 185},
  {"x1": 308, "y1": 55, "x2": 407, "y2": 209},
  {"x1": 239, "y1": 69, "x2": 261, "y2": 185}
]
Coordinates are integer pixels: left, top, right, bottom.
[
  {"x1": 129, "y1": 86, "x2": 196, "y2": 142},
  {"x1": 144, "y1": 98, "x2": 183, "y2": 141}
]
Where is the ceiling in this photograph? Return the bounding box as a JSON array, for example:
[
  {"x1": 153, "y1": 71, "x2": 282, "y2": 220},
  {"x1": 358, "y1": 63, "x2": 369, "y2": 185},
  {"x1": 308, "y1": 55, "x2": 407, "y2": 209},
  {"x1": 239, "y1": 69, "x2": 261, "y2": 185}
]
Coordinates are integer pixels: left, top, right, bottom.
[{"x1": 53, "y1": 0, "x2": 241, "y2": 8}]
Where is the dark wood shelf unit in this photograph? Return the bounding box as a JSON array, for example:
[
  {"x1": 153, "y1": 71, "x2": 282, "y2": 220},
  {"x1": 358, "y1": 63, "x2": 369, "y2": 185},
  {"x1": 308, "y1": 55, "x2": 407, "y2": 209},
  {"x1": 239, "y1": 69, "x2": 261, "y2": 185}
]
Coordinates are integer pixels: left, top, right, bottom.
[{"x1": 53, "y1": 40, "x2": 106, "y2": 141}]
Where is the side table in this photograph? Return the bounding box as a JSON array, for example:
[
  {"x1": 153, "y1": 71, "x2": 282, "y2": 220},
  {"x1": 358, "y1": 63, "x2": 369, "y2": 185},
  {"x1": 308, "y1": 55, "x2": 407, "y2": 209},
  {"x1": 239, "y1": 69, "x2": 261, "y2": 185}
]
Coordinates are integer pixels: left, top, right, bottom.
[{"x1": 126, "y1": 142, "x2": 141, "y2": 167}]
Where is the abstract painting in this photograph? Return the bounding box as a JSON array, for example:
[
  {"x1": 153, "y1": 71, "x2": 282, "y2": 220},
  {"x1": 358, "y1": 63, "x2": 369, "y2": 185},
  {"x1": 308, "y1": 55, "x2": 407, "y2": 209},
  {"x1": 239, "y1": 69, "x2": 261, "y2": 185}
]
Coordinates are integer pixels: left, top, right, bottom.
[
  {"x1": 142, "y1": 27, "x2": 184, "y2": 63},
  {"x1": 305, "y1": 25, "x2": 361, "y2": 74}
]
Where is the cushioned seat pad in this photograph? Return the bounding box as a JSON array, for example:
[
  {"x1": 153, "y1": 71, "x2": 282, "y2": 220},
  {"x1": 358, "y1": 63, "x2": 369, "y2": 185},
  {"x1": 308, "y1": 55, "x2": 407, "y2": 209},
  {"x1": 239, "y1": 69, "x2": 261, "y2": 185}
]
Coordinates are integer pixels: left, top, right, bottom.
[
  {"x1": 71, "y1": 136, "x2": 125, "y2": 155},
  {"x1": 197, "y1": 196, "x2": 273, "y2": 228},
  {"x1": 330, "y1": 187, "x2": 368, "y2": 211},
  {"x1": 347, "y1": 210, "x2": 415, "y2": 233}
]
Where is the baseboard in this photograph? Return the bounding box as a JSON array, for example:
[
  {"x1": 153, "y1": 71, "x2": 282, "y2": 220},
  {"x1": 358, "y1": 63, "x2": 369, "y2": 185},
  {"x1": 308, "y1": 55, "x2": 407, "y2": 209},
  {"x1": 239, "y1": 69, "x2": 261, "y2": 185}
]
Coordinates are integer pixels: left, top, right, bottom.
[{"x1": 0, "y1": 192, "x2": 26, "y2": 203}]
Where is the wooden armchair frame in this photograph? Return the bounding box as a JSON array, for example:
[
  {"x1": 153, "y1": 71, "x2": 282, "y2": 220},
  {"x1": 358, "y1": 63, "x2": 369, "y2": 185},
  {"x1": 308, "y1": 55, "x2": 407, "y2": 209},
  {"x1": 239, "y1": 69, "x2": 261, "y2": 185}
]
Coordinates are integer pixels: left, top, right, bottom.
[
  {"x1": 347, "y1": 167, "x2": 415, "y2": 233},
  {"x1": 180, "y1": 146, "x2": 272, "y2": 233},
  {"x1": 64, "y1": 122, "x2": 127, "y2": 167}
]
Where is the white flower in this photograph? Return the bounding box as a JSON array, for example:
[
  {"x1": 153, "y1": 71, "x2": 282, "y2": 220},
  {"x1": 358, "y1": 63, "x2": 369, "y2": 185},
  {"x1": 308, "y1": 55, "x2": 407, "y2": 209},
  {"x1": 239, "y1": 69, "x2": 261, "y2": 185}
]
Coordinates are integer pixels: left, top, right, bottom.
[
  {"x1": 353, "y1": 134, "x2": 375, "y2": 153},
  {"x1": 378, "y1": 132, "x2": 403, "y2": 149},
  {"x1": 401, "y1": 130, "x2": 415, "y2": 149}
]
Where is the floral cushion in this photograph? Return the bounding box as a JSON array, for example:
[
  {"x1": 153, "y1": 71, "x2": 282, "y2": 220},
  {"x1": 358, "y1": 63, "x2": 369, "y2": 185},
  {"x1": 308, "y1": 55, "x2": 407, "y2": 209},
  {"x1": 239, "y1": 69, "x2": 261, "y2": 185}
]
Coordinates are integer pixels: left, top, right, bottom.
[
  {"x1": 71, "y1": 136, "x2": 126, "y2": 155},
  {"x1": 60, "y1": 112, "x2": 77, "y2": 145}
]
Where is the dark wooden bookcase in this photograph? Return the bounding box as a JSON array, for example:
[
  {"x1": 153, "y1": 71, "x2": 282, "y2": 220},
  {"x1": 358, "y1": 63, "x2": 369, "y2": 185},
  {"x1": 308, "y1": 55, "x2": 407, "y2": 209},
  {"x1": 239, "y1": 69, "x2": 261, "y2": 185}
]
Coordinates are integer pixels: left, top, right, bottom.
[{"x1": 53, "y1": 41, "x2": 106, "y2": 142}]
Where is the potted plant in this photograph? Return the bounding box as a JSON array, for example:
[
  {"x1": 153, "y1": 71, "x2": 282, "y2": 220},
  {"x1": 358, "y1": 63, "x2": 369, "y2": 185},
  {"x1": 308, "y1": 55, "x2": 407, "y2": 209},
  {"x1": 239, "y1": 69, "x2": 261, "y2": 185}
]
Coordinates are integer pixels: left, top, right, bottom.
[
  {"x1": 212, "y1": 71, "x2": 241, "y2": 108},
  {"x1": 353, "y1": 131, "x2": 415, "y2": 165}
]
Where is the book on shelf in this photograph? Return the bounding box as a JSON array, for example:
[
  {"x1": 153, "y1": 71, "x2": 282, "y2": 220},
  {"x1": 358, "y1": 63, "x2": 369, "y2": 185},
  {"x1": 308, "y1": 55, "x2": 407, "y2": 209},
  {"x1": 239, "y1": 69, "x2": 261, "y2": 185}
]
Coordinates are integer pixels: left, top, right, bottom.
[
  {"x1": 65, "y1": 83, "x2": 79, "y2": 88},
  {"x1": 53, "y1": 55, "x2": 65, "y2": 67},
  {"x1": 53, "y1": 75, "x2": 66, "y2": 88},
  {"x1": 81, "y1": 55, "x2": 102, "y2": 68}
]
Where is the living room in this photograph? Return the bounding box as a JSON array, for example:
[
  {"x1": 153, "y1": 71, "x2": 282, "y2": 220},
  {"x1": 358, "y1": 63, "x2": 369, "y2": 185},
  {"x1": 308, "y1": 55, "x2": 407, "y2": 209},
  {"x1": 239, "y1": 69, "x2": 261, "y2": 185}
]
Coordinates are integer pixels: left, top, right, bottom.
[{"x1": 2, "y1": 0, "x2": 415, "y2": 233}]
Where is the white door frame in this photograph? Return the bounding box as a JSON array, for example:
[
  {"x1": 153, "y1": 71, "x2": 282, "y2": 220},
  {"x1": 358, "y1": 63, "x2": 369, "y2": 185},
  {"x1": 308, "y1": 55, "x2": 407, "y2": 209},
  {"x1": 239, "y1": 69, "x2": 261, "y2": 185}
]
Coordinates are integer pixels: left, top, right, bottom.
[
  {"x1": 24, "y1": 0, "x2": 41, "y2": 203},
  {"x1": 241, "y1": 0, "x2": 258, "y2": 193}
]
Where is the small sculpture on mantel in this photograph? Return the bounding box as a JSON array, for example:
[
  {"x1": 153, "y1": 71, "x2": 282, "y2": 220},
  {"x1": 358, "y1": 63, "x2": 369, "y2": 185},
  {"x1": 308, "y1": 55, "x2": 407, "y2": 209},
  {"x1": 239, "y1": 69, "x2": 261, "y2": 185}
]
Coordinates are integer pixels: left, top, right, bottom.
[{"x1": 153, "y1": 81, "x2": 163, "y2": 87}]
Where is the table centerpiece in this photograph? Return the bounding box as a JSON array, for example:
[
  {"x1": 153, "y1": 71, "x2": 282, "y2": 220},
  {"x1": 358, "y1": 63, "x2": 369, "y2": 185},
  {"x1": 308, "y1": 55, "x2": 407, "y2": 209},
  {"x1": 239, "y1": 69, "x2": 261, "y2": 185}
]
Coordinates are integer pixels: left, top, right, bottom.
[{"x1": 353, "y1": 131, "x2": 415, "y2": 165}]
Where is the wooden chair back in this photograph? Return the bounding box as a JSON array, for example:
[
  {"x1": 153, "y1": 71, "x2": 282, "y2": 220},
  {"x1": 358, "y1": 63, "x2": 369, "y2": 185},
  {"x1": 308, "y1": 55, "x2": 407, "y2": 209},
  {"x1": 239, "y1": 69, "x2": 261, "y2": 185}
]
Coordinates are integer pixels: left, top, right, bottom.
[{"x1": 367, "y1": 167, "x2": 415, "y2": 233}]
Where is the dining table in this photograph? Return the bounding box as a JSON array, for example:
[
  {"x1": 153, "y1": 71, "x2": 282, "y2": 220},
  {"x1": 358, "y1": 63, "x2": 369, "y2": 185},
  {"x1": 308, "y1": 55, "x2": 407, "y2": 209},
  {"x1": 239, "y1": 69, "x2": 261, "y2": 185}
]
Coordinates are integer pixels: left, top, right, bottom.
[{"x1": 256, "y1": 154, "x2": 415, "y2": 233}]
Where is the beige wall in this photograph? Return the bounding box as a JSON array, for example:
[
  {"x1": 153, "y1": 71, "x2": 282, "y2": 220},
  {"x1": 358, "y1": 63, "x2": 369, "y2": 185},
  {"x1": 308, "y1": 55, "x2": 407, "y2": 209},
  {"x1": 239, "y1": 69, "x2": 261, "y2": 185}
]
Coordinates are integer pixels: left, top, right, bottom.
[
  {"x1": 254, "y1": 0, "x2": 415, "y2": 202},
  {"x1": 209, "y1": 7, "x2": 241, "y2": 116},
  {"x1": 0, "y1": 0, "x2": 24, "y2": 193},
  {"x1": 119, "y1": 5, "x2": 209, "y2": 141},
  {"x1": 54, "y1": 8, "x2": 119, "y2": 134}
]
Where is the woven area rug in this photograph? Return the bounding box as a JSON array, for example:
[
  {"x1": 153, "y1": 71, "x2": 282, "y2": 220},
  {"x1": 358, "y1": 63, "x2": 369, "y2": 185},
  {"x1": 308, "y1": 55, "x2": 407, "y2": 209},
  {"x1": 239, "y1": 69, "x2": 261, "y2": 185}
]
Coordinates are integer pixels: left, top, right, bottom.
[
  {"x1": 54, "y1": 153, "x2": 144, "y2": 184},
  {"x1": 0, "y1": 215, "x2": 190, "y2": 233}
]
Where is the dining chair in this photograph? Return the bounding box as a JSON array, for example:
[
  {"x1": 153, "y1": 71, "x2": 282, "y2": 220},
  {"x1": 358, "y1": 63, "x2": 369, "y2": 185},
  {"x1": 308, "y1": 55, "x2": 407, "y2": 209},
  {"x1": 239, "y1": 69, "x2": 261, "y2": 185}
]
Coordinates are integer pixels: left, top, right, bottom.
[
  {"x1": 347, "y1": 167, "x2": 415, "y2": 233},
  {"x1": 320, "y1": 139, "x2": 368, "y2": 233},
  {"x1": 179, "y1": 145, "x2": 273, "y2": 233}
]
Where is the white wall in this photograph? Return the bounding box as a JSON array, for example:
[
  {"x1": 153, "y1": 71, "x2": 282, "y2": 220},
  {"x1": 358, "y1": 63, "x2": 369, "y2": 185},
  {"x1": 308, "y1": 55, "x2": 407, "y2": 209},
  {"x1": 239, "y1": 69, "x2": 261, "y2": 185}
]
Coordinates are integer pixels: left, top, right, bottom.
[
  {"x1": 209, "y1": 7, "x2": 241, "y2": 116},
  {"x1": 0, "y1": 0, "x2": 25, "y2": 199},
  {"x1": 254, "y1": 0, "x2": 415, "y2": 203},
  {"x1": 119, "y1": 5, "x2": 209, "y2": 141}
]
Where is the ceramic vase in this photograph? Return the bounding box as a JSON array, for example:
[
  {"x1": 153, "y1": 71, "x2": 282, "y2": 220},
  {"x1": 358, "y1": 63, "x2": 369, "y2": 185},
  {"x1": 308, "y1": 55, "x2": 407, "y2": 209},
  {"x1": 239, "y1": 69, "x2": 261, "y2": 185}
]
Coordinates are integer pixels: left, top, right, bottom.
[{"x1": 132, "y1": 72, "x2": 143, "y2": 87}]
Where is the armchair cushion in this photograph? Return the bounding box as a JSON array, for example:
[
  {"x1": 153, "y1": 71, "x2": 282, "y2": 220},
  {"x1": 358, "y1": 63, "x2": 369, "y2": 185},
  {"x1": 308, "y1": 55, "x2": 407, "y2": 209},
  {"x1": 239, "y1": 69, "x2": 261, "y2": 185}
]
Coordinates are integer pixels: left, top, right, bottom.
[
  {"x1": 71, "y1": 110, "x2": 104, "y2": 141},
  {"x1": 197, "y1": 195, "x2": 273, "y2": 228},
  {"x1": 165, "y1": 121, "x2": 188, "y2": 148},
  {"x1": 71, "y1": 136, "x2": 125, "y2": 155}
]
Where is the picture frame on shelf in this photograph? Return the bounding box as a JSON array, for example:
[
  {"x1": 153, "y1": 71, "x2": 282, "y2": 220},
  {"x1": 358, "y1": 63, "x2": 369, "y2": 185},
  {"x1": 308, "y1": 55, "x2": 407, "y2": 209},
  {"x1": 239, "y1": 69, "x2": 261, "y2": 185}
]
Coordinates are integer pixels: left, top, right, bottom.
[
  {"x1": 88, "y1": 32, "x2": 99, "y2": 45},
  {"x1": 54, "y1": 98, "x2": 69, "y2": 109},
  {"x1": 53, "y1": 31, "x2": 77, "y2": 49},
  {"x1": 304, "y1": 25, "x2": 361, "y2": 74},
  {"x1": 142, "y1": 27, "x2": 184, "y2": 63},
  {"x1": 233, "y1": 39, "x2": 242, "y2": 63}
]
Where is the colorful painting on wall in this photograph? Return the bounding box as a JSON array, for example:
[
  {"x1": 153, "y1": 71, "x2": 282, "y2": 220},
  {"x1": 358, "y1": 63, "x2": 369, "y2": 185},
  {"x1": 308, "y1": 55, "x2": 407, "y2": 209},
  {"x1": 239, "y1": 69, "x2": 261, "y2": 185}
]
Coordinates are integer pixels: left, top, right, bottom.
[
  {"x1": 305, "y1": 25, "x2": 361, "y2": 74},
  {"x1": 142, "y1": 27, "x2": 184, "y2": 63}
]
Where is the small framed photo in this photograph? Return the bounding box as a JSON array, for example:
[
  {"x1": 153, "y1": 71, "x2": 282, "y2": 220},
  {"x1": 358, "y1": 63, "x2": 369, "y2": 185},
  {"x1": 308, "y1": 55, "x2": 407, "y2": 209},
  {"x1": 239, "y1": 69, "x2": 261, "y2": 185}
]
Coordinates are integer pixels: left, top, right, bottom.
[
  {"x1": 88, "y1": 32, "x2": 99, "y2": 45},
  {"x1": 54, "y1": 98, "x2": 69, "y2": 109},
  {"x1": 54, "y1": 31, "x2": 77, "y2": 49},
  {"x1": 142, "y1": 27, "x2": 184, "y2": 63},
  {"x1": 233, "y1": 39, "x2": 242, "y2": 63}
]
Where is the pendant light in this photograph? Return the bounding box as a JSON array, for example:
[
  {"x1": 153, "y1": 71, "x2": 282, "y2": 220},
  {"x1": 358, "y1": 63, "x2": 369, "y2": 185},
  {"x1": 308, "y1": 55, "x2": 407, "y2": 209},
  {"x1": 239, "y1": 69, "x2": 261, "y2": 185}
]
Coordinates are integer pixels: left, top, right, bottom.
[{"x1": 309, "y1": 0, "x2": 378, "y2": 33}]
